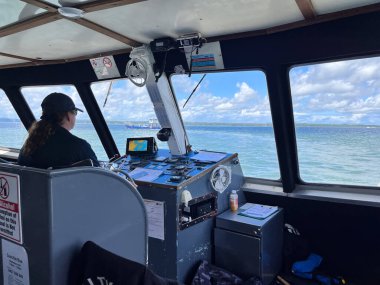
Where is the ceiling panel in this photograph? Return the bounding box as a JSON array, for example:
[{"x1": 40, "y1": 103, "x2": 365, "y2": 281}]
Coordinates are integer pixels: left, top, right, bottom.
[
  {"x1": 0, "y1": 1, "x2": 46, "y2": 28},
  {"x1": 312, "y1": 0, "x2": 380, "y2": 15},
  {"x1": 0, "y1": 19, "x2": 129, "y2": 60},
  {"x1": 85, "y1": 0, "x2": 304, "y2": 43},
  {"x1": 0, "y1": 56, "x2": 29, "y2": 66},
  {"x1": 41, "y1": 0, "x2": 96, "y2": 6}
]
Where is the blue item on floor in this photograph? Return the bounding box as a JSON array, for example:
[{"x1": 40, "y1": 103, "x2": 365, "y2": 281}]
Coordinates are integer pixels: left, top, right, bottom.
[{"x1": 292, "y1": 253, "x2": 323, "y2": 278}]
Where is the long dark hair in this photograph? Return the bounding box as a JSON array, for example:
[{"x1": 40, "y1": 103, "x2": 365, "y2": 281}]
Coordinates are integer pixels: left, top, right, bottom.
[{"x1": 22, "y1": 112, "x2": 67, "y2": 156}]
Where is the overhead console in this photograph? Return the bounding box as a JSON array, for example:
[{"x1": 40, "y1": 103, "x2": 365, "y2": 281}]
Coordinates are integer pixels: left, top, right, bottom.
[{"x1": 108, "y1": 137, "x2": 245, "y2": 283}]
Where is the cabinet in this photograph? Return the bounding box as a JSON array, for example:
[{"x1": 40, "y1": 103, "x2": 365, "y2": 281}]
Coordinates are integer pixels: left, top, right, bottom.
[{"x1": 214, "y1": 204, "x2": 283, "y2": 285}]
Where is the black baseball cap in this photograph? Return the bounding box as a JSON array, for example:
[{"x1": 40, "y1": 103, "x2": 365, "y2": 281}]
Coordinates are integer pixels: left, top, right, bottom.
[{"x1": 41, "y1": 92, "x2": 83, "y2": 119}]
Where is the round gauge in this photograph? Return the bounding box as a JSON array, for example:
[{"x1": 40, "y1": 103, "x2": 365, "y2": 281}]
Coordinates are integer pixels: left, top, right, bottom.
[{"x1": 210, "y1": 165, "x2": 232, "y2": 193}]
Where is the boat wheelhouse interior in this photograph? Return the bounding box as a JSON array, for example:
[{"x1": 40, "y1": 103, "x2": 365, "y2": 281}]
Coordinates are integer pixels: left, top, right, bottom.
[{"x1": 1, "y1": 1, "x2": 380, "y2": 284}]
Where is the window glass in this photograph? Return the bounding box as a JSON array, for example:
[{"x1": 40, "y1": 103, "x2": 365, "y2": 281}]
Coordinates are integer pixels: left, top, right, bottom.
[
  {"x1": 21, "y1": 85, "x2": 107, "y2": 160},
  {"x1": 90, "y1": 79, "x2": 164, "y2": 155},
  {"x1": 289, "y1": 57, "x2": 380, "y2": 187},
  {"x1": 0, "y1": 89, "x2": 28, "y2": 148},
  {"x1": 171, "y1": 71, "x2": 280, "y2": 179}
]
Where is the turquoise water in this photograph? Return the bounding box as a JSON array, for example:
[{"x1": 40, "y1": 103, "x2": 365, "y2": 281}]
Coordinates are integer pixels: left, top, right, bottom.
[{"x1": 1, "y1": 121, "x2": 379, "y2": 187}]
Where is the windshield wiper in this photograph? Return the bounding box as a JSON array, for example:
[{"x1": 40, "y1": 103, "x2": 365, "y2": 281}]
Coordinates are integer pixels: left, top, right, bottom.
[
  {"x1": 183, "y1": 74, "x2": 206, "y2": 108},
  {"x1": 103, "y1": 80, "x2": 113, "y2": 108}
]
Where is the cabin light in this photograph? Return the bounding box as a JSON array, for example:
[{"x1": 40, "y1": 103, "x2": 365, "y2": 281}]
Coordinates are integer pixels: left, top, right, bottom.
[{"x1": 58, "y1": 7, "x2": 84, "y2": 19}]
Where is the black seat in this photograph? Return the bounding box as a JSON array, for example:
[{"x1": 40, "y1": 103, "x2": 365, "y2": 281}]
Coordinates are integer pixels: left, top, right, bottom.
[{"x1": 76, "y1": 241, "x2": 182, "y2": 285}]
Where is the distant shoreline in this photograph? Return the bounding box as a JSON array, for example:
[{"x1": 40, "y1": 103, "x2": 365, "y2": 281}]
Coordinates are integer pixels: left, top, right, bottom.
[{"x1": 0, "y1": 118, "x2": 379, "y2": 128}]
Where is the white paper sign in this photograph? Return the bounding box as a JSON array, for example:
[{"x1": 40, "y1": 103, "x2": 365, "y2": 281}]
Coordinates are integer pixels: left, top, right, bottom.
[
  {"x1": 2, "y1": 239, "x2": 30, "y2": 285},
  {"x1": 129, "y1": 167, "x2": 163, "y2": 182},
  {"x1": 0, "y1": 173, "x2": 22, "y2": 244},
  {"x1": 144, "y1": 199, "x2": 165, "y2": 240},
  {"x1": 190, "y1": 151, "x2": 226, "y2": 162}
]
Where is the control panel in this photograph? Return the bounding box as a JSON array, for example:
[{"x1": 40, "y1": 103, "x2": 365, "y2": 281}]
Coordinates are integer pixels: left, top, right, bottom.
[
  {"x1": 103, "y1": 146, "x2": 245, "y2": 283},
  {"x1": 109, "y1": 149, "x2": 232, "y2": 187}
]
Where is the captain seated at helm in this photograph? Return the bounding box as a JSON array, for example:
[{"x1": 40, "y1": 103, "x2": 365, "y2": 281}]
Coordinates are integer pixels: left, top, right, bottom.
[{"x1": 18, "y1": 92, "x2": 100, "y2": 169}]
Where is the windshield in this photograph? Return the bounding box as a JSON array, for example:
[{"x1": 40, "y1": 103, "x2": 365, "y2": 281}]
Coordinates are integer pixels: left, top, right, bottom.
[{"x1": 171, "y1": 71, "x2": 280, "y2": 180}]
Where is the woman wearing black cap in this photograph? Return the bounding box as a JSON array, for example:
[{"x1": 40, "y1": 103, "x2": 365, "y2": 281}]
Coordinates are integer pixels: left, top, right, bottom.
[{"x1": 18, "y1": 92, "x2": 100, "y2": 168}]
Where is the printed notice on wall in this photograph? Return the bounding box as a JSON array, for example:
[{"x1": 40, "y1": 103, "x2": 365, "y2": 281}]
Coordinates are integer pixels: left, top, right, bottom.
[
  {"x1": 185, "y1": 42, "x2": 224, "y2": 71},
  {"x1": 143, "y1": 199, "x2": 165, "y2": 240},
  {"x1": 0, "y1": 173, "x2": 22, "y2": 244},
  {"x1": 2, "y1": 239, "x2": 30, "y2": 285}
]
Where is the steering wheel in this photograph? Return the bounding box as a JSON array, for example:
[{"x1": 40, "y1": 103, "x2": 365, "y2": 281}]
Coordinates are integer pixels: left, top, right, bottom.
[{"x1": 110, "y1": 168, "x2": 137, "y2": 188}]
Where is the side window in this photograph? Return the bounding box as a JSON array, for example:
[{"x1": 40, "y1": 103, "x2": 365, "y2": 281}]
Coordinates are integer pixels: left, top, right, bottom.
[
  {"x1": 21, "y1": 86, "x2": 107, "y2": 160},
  {"x1": 289, "y1": 57, "x2": 380, "y2": 187},
  {"x1": 171, "y1": 71, "x2": 280, "y2": 180},
  {"x1": 91, "y1": 79, "x2": 162, "y2": 155},
  {"x1": 0, "y1": 89, "x2": 28, "y2": 149}
]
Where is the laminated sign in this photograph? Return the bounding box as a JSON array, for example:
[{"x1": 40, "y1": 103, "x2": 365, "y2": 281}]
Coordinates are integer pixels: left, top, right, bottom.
[{"x1": 0, "y1": 173, "x2": 22, "y2": 244}]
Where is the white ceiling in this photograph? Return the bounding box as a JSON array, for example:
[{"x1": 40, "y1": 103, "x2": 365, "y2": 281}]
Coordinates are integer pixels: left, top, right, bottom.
[
  {"x1": 85, "y1": 0, "x2": 304, "y2": 43},
  {"x1": 0, "y1": 0, "x2": 379, "y2": 69}
]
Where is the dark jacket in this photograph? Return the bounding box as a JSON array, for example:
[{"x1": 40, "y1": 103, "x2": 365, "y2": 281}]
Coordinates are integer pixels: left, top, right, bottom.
[{"x1": 18, "y1": 125, "x2": 99, "y2": 168}]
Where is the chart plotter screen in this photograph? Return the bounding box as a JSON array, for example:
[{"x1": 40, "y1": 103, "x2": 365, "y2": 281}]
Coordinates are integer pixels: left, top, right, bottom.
[
  {"x1": 126, "y1": 137, "x2": 157, "y2": 156},
  {"x1": 128, "y1": 139, "x2": 148, "y2": 152}
]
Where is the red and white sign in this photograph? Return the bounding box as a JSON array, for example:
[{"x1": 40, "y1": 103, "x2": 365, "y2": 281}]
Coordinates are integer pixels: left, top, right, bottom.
[
  {"x1": 0, "y1": 173, "x2": 22, "y2": 244},
  {"x1": 89, "y1": 56, "x2": 120, "y2": 80},
  {"x1": 103, "y1": 56, "x2": 112, "y2": 68}
]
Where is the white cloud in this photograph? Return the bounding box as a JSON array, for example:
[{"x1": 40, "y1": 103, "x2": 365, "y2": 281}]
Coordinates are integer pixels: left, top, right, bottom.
[
  {"x1": 171, "y1": 75, "x2": 201, "y2": 94},
  {"x1": 234, "y1": 82, "x2": 256, "y2": 102},
  {"x1": 179, "y1": 80, "x2": 270, "y2": 123},
  {"x1": 290, "y1": 57, "x2": 380, "y2": 125},
  {"x1": 215, "y1": 102, "x2": 234, "y2": 110}
]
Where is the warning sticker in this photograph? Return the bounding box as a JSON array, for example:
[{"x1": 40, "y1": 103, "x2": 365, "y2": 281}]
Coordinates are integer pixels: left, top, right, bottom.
[
  {"x1": 0, "y1": 173, "x2": 22, "y2": 244},
  {"x1": 90, "y1": 56, "x2": 121, "y2": 80}
]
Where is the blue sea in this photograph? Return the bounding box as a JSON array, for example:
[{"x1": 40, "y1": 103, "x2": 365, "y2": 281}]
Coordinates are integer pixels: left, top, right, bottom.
[{"x1": 1, "y1": 121, "x2": 379, "y2": 187}]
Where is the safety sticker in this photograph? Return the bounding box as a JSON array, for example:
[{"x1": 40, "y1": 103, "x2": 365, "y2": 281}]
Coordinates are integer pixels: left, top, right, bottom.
[
  {"x1": 0, "y1": 173, "x2": 22, "y2": 244},
  {"x1": 90, "y1": 56, "x2": 120, "y2": 80}
]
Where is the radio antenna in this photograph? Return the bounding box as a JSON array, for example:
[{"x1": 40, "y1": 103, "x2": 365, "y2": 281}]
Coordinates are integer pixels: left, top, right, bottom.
[{"x1": 183, "y1": 74, "x2": 206, "y2": 108}]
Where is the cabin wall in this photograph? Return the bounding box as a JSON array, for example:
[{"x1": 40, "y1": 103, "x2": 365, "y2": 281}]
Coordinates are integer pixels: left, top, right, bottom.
[{"x1": 245, "y1": 192, "x2": 380, "y2": 284}]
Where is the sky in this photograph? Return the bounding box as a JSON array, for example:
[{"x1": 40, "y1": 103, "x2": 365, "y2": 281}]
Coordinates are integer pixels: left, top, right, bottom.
[{"x1": 1, "y1": 56, "x2": 380, "y2": 125}]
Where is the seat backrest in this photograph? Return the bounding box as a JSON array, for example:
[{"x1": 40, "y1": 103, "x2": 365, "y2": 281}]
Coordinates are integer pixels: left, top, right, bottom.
[
  {"x1": 0, "y1": 163, "x2": 147, "y2": 285},
  {"x1": 0, "y1": 157, "x2": 10, "y2": 163},
  {"x1": 47, "y1": 158, "x2": 94, "y2": 169},
  {"x1": 78, "y1": 241, "x2": 182, "y2": 285}
]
